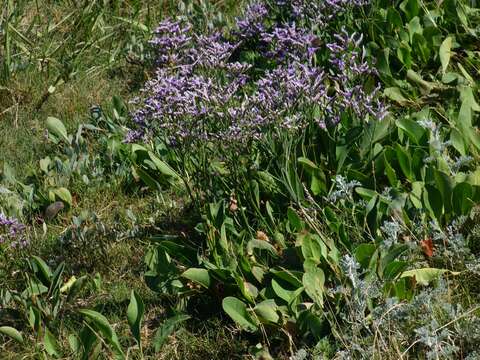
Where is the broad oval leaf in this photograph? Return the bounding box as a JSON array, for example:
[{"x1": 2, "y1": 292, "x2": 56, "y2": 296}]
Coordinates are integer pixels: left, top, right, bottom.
[
  {"x1": 222, "y1": 297, "x2": 258, "y2": 332},
  {"x1": 181, "y1": 268, "x2": 210, "y2": 289},
  {"x1": 46, "y1": 116, "x2": 69, "y2": 143},
  {"x1": 253, "y1": 300, "x2": 279, "y2": 324},
  {"x1": 302, "y1": 269, "x2": 325, "y2": 306},
  {"x1": 53, "y1": 188, "x2": 72, "y2": 206}
]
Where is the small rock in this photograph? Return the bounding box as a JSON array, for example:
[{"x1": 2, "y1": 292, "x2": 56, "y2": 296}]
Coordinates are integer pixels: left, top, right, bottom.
[{"x1": 44, "y1": 201, "x2": 65, "y2": 220}]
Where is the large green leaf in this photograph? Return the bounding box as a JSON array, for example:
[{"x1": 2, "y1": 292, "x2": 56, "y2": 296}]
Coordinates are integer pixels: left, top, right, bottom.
[
  {"x1": 127, "y1": 290, "x2": 145, "y2": 346},
  {"x1": 222, "y1": 297, "x2": 258, "y2": 332},
  {"x1": 46, "y1": 116, "x2": 69, "y2": 143},
  {"x1": 396, "y1": 117, "x2": 426, "y2": 144},
  {"x1": 434, "y1": 170, "x2": 453, "y2": 213},
  {"x1": 30, "y1": 256, "x2": 52, "y2": 285},
  {"x1": 271, "y1": 278, "x2": 300, "y2": 304},
  {"x1": 439, "y1": 36, "x2": 453, "y2": 74},
  {"x1": 148, "y1": 152, "x2": 179, "y2": 178},
  {"x1": 0, "y1": 326, "x2": 23, "y2": 343},
  {"x1": 303, "y1": 269, "x2": 325, "y2": 306},
  {"x1": 395, "y1": 144, "x2": 414, "y2": 181},
  {"x1": 79, "y1": 309, "x2": 125, "y2": 359},
  {"x1": 452, "y1": 182, "x2": 473, "y2": 215},
  {"x1": 423, "y1": 185, "x2": 443, "y2": 220},
  {"x1": 53, "y1": 188, "x2": 72, "y2": 206},
  {"x1": 301, "y1": 234, "x2": 327, "y2": 264},
  {"x1": 401, "y1": 268, "x2": 460, "y2": 286},
  {"x1": 253, "y1": 300, "x2": 280, "y2": 324},
  {"x1": 44, "y1": 327, "x2": 60, "y2": 357},
  {"x1": 181, "y1": 268, "x2": 211, "y2": 289},
  {"x1": 384, "y1": 87, "x2": 408, "y2": 105}
]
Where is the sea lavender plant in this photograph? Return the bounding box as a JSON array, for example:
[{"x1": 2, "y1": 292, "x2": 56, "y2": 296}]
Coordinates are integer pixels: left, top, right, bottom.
[
  {"x1": 0, "y1": 212, "x2": 27, "y2": 249},
  {"x1": 261, "y1": 22, "x2": 319, "y2": 61},
  {"x1": 149, "y1": 19, "x2": 192, "y2": 66},
  {"x1": 234, "y1": 2, "x2": 268, "y2": 40},
  {"x1": 130, "y1": 0, "x2": 386, "y2": 147}
]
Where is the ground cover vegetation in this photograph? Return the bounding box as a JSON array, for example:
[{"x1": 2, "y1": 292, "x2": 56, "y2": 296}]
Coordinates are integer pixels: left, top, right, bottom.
[{"x1": 1, "y1": 0, "x2": 480, "y2": 358}]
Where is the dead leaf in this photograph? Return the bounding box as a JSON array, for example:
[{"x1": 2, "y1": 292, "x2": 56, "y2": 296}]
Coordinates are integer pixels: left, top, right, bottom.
[
  {"x1": 420, "y1": 237, "x2": 434, "y2": 257},
  {"x1": 256, "y1": 230, "x2": 269, "y2": 242}
]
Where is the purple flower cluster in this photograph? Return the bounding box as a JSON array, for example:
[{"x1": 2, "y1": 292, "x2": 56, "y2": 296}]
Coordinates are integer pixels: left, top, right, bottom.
[
  {"x1": 188, "y1": 33, "x2": 238, "y2": 68},
  {"x1": 0, "y1": 212, "x2": 27, "y2": 248},
  {"x1": 324, "y1": 30, "x2": 389, "y2": 125},
  {"x1": 261, "y1": 23, "x2": 318, "y2": 62},
  {"x1": 288, "y1": 0, "x2": 369, "y2": 23},
  {"x1": 129, "y1": 0, "x2": 386, "y2": 147},
  {"x1": 235, "y1": 2, "x2": 268, "y2": 40},
  {"x1": 149, "y1": 19, "x2": 192, "y2": 65}
]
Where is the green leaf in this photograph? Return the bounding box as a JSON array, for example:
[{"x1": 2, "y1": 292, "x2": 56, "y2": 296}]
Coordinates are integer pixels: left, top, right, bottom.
[
  {"x1": 297, "y1": 157, "x2": 318, "y2": 171},
  {"x1": 434, "y1": 170, "x2": 453, "y2": 213},
  {"x1": 458, "y1": 96, "x2": 472, "y2": 128},
  {"x1": 270, "y1": 269, "x2": 303, "y2": 288},
  {"x1": 181, "y1": 268, "x2": 210, "y2": 289},
  {"x1": 424, "y1": 185, "x2": 443, "y2": 220},
  {"x1": 355, "y1": 244, "x2": 376, "y2": 269},
  {"x1": 384, "y1": 261, "x2": 409, "y2": 280},
  {"x1": 450, "y1": 129, "x2": 467, "y2": 156},
  {"x1": 384, "y1": 155, "x2": 398, "y2": 187},
  {"x1": 384, "y1": 87, "x2": 408, "y2": 105},
  {"x1": 148, "y1": 152, "x2": 179, "y2": 178},
  {"x1": 395, "y1": 144, "x2": 414, "y2": 181},
  {"x1": 387, "y1": 8, "x2": 403, "y2": 29},
  {"x1": 452, "y1": 182, "x2": 473, "y2": 215},
  {"x1": 68, "y1": 334, "x2": 81, "y2": 354},
  {"x1": 439, "y1": 36, "x2": 453, "y2": 74},
  {"x1": 53, "y1": 187, "x2": 72, "y2": 206},
  {"x1": 127, "y1": 290, "x2": 145, "y2": 346},
  {"x1": 355, "y1": 187, "x2": 377, "y2": 200},
  {"x1": 153, "y1": 314, "x2": 190, "y2": 352},
  {"x1": 0, "y1": 326, "x2": 23, "y2": 343},
  {"x1": 79, "y1": 309, "x2": 125, "y2": 359},
  {"x1": 271, "y1": 279, "x2": 300, "y2": 304},
  {"x1": 247, "y1": 239, "x2": 278, "y2": 257},
  {"x1": 30, "y1": 256, "x2": 52, "y2": 284},
  {"x1": 253, "y1": 300, "x2": 279, "y2": 324},
  {"x1": 401, "y1": 268, "x2": 460, "y2": 286},
  {"x1": 134, "y1": 166, "x2": 160, "y2": 190},
  {"x1": 44, "y1": 327, "x2": 60, "y2": 357},
  {"x1": 46, "y1": 117, "x2": 69, "y2": 143},
  {"x1": 39, "y1": 157, "x2": 51, "y2": 173},
  {"x1": 400, "y1": 0, "x2": 420, "y2": 20},
  {"x1": 407, "y1": 17, "x2": 422, "y2": 43},
  {"x1": 302, "y1": 269, "x2": 325, "y2": 306},
  {"x1": 287, "y1": 207, "x2": 303, "y2": 232},
  {"x1": 396, "y1": 118, "x2": 425, "y2": 144},
  {"x1": 66, "y1": 275, "x2": 88, "y2": 302},
  {"x1": 301, "y1": 234, "x2": 327, "y2": 264},
  {"x1": 222, "y1": 297, "x2": 258, "y2": 332}
]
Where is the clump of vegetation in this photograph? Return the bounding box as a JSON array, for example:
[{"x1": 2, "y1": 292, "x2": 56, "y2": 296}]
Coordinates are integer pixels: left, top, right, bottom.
[{"x1": 1, "y1": 0, "x2": 480, "y2": 358}]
